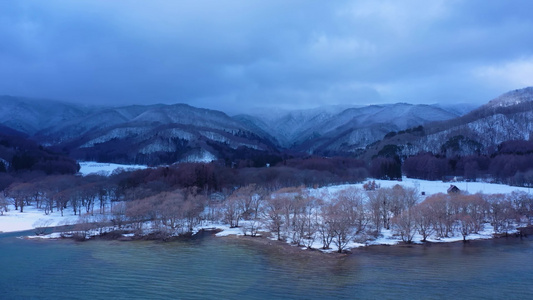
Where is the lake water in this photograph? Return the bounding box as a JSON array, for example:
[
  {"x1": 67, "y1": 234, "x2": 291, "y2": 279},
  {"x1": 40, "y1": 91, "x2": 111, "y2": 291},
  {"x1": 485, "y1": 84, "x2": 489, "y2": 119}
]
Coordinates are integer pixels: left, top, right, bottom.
[{"x1": 1, "y1": 231, "x2": 532, "y2": 299}]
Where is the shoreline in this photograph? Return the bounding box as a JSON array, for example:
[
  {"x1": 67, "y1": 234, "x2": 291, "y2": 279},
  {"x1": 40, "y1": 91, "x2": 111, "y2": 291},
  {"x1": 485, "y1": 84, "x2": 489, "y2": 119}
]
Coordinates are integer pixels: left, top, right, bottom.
[
  {"x1": 215, "y1": 229, "x2": 529, "y2": 257},
  {"x1": 13, "y1": 224, "x2": 531, "y2": 260}
]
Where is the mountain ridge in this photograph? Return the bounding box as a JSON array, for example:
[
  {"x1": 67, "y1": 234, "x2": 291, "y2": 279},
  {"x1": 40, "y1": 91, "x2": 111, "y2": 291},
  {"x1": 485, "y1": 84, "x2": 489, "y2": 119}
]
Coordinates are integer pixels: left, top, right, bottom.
[{"x1": 1, "y1": 87, "x2": 531, "y2": 165}]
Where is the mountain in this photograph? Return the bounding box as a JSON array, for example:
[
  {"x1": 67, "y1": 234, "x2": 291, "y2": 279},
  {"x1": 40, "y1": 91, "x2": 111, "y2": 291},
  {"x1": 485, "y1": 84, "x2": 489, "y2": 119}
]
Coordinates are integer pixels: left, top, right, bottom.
[
  {"x1": 5, "y1": 89, "x2": 521, "y2": 166},
  {"x1": 364, "y1": 86, "x2": 533, "y2": 159},
  {"x1": 237, "y1": 103, "x2": 468, "y2": 155},
  {"x1": 39, "y1": 104, "x2": 279, "y2": 165},
  {"x1": 485, "y1": 87, "x2": 533, "y2": 108},
  {"x1": 0, "y1": 125, "x2": 79, "y2": 175},
  {"x1": 233, "y1": 105, "x2": 350, "y2": 148},
  {"x1": 0, "y1": 98, "x2": 280, "y2": 165},
  {"x1": 0, "y1": 96, "x2": 94, "y2": 135}
]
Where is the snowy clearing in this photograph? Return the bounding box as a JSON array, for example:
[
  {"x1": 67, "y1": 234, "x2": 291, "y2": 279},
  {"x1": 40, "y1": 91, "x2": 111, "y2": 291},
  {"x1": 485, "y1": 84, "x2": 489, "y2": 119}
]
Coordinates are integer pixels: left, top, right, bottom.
[
  {"x1": 312, "y1": 177, "x2": 531, "y2": 198},
  {"x1": 0, "y1": 204, "x2": 79, "y2": 234},
  {"x1": 78, "y1": 161, "x2": 147, "y2": 176}
]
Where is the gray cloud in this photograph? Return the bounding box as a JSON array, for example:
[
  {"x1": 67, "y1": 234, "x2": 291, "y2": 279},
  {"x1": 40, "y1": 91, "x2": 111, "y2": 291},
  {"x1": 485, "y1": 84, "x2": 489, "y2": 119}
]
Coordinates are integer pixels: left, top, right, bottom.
[{"x1": 1, "y1": 0, "x2": 532, "y2": 113}]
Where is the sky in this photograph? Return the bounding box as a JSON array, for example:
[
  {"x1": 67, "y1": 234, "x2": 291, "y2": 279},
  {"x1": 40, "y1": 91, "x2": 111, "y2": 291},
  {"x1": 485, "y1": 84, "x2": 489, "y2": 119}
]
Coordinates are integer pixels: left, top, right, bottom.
[{"x1": 1, "y1": 0, "x2": 533, "y2": 114}]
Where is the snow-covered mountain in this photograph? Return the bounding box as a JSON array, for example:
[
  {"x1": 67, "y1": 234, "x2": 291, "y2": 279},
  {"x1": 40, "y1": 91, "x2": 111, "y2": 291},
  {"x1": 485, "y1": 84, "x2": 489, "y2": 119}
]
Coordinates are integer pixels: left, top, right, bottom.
[
  {"x1": 42, "y1": 104, "x2": 278, "y2": 165},
  {"x1": 0, "y1": 96, "x2": 94, "y2": 135},
  {"x1": 4, "y1": 87, "x2": 529, "y2": 165},
  {"x1": 485, "y1": 87, "x2": 533, "y2": 108},
  {"x1": 364, "y1": 86, "x2": 533, "y2": 159},
  {"x1": 0, "y1": 99, "x2": 279, "y2": 164},
  {"x1": 234, "y1": 105, "x2": 351, "y2": 148},
  {"x1": 237, "y1": 103, "x2": 468, "y2": 155}
]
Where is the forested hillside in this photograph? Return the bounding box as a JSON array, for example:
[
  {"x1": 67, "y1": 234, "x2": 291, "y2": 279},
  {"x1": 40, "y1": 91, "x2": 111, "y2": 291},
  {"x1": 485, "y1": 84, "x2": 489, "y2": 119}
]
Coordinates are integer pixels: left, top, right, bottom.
[{"x1": 365, "y1": 87, "x2": 533, "y2": 185}]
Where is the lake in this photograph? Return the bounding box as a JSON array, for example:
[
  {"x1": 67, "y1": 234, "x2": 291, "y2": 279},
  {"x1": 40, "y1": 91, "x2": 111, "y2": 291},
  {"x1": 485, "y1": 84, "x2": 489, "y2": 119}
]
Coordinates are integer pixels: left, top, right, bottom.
[{"x1": 1, "y1": 231, "x2": 532, "y2": 299}]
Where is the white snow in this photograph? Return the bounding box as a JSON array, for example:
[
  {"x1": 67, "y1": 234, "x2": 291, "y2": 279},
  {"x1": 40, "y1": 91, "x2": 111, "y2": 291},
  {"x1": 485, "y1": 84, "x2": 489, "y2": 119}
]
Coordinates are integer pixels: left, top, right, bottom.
[
  {"x1": 78, "y1": 161, "x2": 147, "y2": 176},
  {"x1": 180, "y1": 150, "x2": 216, "y2": 163},
  {"x1": 213, "y1": 224, "x2": 243, "y2": 237},
  {"x1": 26, "y1": 232, "x2": 63, "y2": 239},
  {"x1": 312, "y1": 177, "x2": 531, "y2": 199},
  {"x1": 0, "y1": 205, "x2": 79, "y2": 234}
]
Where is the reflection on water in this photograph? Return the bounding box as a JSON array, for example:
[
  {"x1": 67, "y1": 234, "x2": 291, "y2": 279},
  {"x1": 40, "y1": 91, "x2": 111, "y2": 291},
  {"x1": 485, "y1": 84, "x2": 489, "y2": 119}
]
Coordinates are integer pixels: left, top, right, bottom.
[{"x1": 1, "y1": 231, "x2": 532, "y2": 299}]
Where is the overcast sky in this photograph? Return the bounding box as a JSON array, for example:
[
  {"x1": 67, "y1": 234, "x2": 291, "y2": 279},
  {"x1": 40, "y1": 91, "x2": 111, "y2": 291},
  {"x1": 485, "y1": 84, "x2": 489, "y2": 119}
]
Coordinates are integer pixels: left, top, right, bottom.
[{"x1": 1, "y1": 1, "x2": 532, "y2": 114}]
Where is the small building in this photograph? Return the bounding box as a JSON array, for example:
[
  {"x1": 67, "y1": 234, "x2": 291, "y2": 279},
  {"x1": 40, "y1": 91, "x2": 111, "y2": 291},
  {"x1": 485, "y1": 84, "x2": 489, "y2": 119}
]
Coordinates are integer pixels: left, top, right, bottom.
[{"x1": 447, "y1": 185, "x2": 461, "y2": 194}]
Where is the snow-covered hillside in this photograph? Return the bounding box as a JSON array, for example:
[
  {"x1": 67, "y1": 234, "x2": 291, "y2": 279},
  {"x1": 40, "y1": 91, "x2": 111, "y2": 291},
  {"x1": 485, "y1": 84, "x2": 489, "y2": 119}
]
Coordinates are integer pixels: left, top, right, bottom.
[
  {"x1": 486, "y1": 87, "x2": 533, "y2": 108},
  {"x1": 1, "y1": 87, "x2": 531, "y2": 165},
  {"x1": 239, "y1": 103, "x2": 466, "y2": 153}
]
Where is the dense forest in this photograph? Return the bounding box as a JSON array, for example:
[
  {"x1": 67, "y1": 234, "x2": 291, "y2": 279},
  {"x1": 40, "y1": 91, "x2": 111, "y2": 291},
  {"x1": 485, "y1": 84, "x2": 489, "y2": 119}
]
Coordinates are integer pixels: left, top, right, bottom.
[
  {"x1": 369, "y1": 138, "x2": 533, "y2": 186},
  {"x1": 0, "y1": 133, "x2": 79, "y2": 177}
]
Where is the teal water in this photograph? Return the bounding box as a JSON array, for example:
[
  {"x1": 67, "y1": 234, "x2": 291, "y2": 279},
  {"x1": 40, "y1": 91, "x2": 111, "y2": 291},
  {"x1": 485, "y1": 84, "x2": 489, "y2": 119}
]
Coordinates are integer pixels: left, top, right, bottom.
[{"x1": 1, "y1": 231, "x2": 532, "y2": 299}]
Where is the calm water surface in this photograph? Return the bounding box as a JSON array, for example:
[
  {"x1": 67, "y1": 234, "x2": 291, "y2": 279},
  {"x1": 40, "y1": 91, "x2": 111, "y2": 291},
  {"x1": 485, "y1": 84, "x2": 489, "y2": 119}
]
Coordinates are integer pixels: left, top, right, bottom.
[{"x1": 1, "y1": 230, "x2": 532, "y2": 299}]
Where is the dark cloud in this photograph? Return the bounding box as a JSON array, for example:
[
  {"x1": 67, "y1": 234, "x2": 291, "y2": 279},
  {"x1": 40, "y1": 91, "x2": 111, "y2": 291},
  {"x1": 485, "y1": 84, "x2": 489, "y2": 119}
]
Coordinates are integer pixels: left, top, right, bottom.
[{"x1": 1, "y1": 0, "x2": 532, "y2": 113}]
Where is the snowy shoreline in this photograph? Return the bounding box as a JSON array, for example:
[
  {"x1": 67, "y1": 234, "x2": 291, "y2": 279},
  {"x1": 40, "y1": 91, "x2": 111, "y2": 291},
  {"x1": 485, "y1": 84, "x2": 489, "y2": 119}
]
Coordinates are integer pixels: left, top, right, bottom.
[
  {"x1": 2, "y1": 205, "x2": 521, "y2": 254},
  {"x1": 2, "y1": 176, "x2": 531, "y2": 253},
  {"x1": 17, "y1": 222, "x2": 527, "y2": 259}
]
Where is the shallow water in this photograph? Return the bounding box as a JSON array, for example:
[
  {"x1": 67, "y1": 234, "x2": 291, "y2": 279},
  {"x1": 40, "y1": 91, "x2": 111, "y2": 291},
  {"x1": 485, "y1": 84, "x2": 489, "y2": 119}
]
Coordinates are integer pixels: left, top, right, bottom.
[{"x1": 1, "y1": 231, "x2": 532, "y2": 299}]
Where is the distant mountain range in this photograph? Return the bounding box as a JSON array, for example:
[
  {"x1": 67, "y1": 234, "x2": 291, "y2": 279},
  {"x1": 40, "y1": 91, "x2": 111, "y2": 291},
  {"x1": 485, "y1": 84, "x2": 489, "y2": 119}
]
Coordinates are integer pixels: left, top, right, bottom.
[
  {"x1": 363, "y1": 87, "x2": 533, "y2": 161},
  {"x1": 0, "y1": 87, "x2": 531, "y2": 165},
  {"x1": 236, "y1": 103, "x2": 469, "y2": 149}
]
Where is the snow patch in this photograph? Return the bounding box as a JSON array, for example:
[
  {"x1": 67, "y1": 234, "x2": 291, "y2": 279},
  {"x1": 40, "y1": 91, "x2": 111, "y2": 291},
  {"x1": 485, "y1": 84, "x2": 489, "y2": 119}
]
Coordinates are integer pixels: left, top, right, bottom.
[
  {"x1": 180, "y1": 150, "x2": 216, "y2": 163},
  {"x1": 78, "y1": 161, "x2": 147, "y2": 176},
  {"x1": 0, "y1": 205, "x2": 79, "y2": 234}
]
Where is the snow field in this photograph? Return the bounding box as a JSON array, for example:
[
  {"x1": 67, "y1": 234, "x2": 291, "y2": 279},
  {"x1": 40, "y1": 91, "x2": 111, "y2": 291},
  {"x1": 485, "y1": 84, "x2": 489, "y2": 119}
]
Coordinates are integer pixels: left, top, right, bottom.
[
  {"x1": 78, "y1": 161, "x2": 147, "y2": 176},
  {"x1": 0, "y1": 204, "x2": 79, "y2": 234}
]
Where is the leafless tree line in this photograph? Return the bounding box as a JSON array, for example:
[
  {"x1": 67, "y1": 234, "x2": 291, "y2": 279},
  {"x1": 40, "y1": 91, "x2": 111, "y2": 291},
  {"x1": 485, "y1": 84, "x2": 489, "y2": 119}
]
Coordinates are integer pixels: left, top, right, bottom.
[{"x1": 3, "y1": 172, "x2": 532, "y2": 249}]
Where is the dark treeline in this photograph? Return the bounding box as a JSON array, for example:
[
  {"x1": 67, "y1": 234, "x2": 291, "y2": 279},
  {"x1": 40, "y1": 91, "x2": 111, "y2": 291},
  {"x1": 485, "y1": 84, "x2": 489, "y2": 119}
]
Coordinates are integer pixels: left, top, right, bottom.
[
  {"x1": 0, "y1": 156, "x2": 368, "y2": 214},
  {"x1": 0, "y1": 133, "x2": 79, "y2": 175},
  {"x1": 114, "y1": 156, "x2": 369, "y2": 198},
  {"x1": 371, "y1": 139, "x2": 533, "y2": 186}
]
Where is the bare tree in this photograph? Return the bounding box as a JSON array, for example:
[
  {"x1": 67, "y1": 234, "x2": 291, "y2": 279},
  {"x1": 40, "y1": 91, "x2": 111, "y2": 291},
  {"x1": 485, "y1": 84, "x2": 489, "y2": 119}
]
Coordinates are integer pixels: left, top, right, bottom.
[
  {"x1": 412, "y1": 202, "x2": 434, "y2": 242},
  {"x1": 457, "y1": 213, "x2": 474, "y2": 242},
  {"x1": 508, "y1": 191, "x2": 533, "y2": 225},
  {"x1": 323, "y1": 198, "x2": 355, "y2": 253},
  {"x1": 80, "y1": 183, "x2": 99, "y2": 215},
  {"x1": 230, "y1": 184, "x2": 259, "y2": 220},
  {"x1": 158, "y1": 191, "x2": 186, "y2": 233},
  {"x1": 222, "y1": 195, "x2": 242, "y2": 228},
  {"x1": 7, "y1": 182, "x2": 31, "y2": 212},
  {"x1": 33, "y1": 219, "x2": 53, "y2": 235},
  {"x1": 182, "y1": 188, "x2": 206, "y2": 231},
  {"x1": 459, "y1": 194, "x2": 487, "y2": 233},
  {"x1": 424, "y1": 193, "x2": 454, "y2": 238},
  {"x1": 110, "y1": 202, "x2": 127, "y2": 229},
  {"x1": 485, "y1": 194, "x2": 515, "y2": 233},
  {"x1": 335, "y1": 187, "x2": 368, "y2": 234},
  {"x1": 263, "y1": 191, "x2": 286, "y2": 241},
  {"x1": 0, "y1": 193, "x2": 8, "y2": 215},
  {"x1": 241, "y1": 218, "x2": 261, "y2": 237},
  {"x1": 391, "y1": 209, "x2": 416, "y2": 243},
  {"x1": 126, "y1": 197, "x2": 157, "y2": 231},
  {"x1": 366, "y1": 189, "x2": 383, "y2": 234}
]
